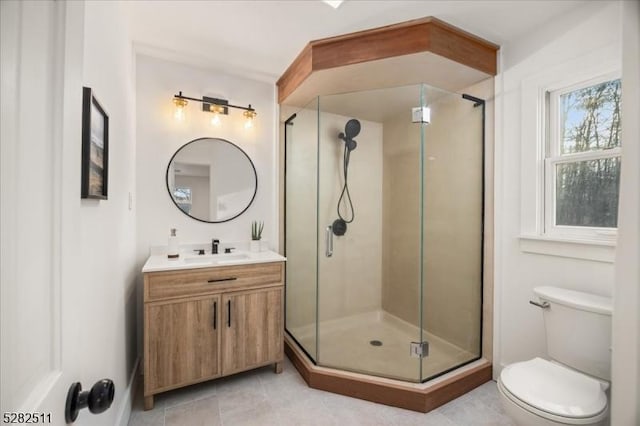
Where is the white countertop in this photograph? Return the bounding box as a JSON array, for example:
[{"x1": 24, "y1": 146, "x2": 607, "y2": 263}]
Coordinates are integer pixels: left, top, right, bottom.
[{"x1": 142, "y1": 250, "x2": 286, "y2": 273}]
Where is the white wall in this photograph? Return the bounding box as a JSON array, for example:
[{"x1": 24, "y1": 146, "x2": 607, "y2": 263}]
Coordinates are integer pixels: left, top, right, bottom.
[
  {"x1": 135, "y1": 55, "x2": 276, "y2": 258},
  {"x1": 494, "y1": 1, "x2": 621, "y2": 375},
  {"x1": 76, "y1": 1, "x2": 139, "y2": 424},
  {"x1": 611, "y1": 1, "x2": 640, "y2": 423}
]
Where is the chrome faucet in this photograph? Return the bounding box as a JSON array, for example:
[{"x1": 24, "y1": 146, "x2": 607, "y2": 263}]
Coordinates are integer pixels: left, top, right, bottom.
[{"x1": 212, "y1": 239, "x2": 219, "y2": 254}]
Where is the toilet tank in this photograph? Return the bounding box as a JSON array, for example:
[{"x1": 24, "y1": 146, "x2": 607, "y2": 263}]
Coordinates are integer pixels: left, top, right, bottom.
[{"x1": 533, "y1": 286, "x2": 612, "y2": 381}]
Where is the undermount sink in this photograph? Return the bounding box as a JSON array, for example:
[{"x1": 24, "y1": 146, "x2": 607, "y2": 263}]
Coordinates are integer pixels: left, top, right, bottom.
[
  {"x1": 182, "y1": 253, "x2": 250, "y2": 265},
  {"x1": 183, "y1": 256, "x2": 214, "y2": 264},
  {"x1": 217, "y1": 253, "x2": 250, "y2": 263}
]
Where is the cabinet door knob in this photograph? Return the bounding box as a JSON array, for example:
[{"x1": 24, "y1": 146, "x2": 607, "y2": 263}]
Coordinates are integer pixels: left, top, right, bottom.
[{"x1": 227, "y1": 300, "x2": 231, "y2": 327}]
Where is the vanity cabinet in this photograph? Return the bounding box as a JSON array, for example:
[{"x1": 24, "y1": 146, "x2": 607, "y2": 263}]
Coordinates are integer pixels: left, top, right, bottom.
[{"x1": 143, "y1": 261, "x2": 284, "y2": 410}]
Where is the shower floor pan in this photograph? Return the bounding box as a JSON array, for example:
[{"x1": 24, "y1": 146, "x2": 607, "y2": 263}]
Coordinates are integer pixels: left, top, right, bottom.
[{"x1": 285, "y1": 311, "x2": 491, "y2": 412}]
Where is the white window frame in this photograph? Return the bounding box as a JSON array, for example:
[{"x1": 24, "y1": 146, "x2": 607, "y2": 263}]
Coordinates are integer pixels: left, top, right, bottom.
[
  {"x1": 516, "y1": 43, "x2": 620, "y2": 262},
  {"x1": 543, "y1": 73, "x2": 621, "y2": 241}
]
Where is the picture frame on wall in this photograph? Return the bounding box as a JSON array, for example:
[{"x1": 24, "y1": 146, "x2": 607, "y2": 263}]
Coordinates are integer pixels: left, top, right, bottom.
[{"x1": 81, "y1": 86, "x2": 109, "y2": 199}]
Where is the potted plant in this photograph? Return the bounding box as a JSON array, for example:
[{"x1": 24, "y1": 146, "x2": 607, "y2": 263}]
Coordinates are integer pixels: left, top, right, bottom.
[{"x1": 250, "y1": 220, "x2": 264, "y2": 252}]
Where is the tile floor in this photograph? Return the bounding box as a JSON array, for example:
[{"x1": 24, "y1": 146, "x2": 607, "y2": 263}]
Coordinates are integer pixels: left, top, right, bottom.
[{"x1": 128, "y1": 357, "x2": 516, "y2": 426}]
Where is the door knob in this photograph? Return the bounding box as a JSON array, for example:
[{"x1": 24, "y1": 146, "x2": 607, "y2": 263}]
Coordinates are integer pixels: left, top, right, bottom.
[{"x1": 65, "y1": 379, "x2": 115, "y2": 423}]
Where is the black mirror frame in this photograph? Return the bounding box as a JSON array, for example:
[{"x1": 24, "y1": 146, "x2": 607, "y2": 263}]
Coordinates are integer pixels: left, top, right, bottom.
[{"x1": 165, "y1": 137, "x2": 258, "y2": 223}]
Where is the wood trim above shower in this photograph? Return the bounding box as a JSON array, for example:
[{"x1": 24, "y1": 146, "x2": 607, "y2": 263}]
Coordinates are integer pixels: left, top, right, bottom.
[{"x1": 277, "y1": 16, "x2": 499, "y2": 105}]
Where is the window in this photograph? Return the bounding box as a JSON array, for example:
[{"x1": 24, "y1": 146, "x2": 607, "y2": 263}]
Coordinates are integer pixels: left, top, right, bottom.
[
  {"x1": 545, "y1": 76, "x2": 621, "y2": 240},
  {"x1": 173, "y1": 187, "x2": 192, "y2": 214}
]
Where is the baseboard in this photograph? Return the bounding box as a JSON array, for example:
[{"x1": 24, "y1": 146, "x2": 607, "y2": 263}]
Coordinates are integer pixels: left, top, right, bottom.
[{"x1": 116, "y1": 357, "x2": 140, "y2": 426}]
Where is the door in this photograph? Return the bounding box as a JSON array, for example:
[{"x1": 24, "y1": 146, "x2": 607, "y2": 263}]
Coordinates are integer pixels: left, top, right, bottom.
[
  {"x1": 284, "y1": 106, "x2": 320, "y2": 362},
  {"x1": 419, "y1": 88, "x2": 484, "y2": 380},
  {"x1": 222, "y1": 287, "x2": 283, "y2": 375},
  {"x1": 1, "y1": 1, "x2": 86, "y2": 422},
  {"x1": 145, "y1": 295, "x2": 221, "y2": 393}
]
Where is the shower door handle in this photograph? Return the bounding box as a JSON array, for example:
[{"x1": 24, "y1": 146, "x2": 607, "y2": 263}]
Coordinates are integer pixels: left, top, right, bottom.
[{"x1": 326, "y1": 225, "x2": 333, "y2": 257}]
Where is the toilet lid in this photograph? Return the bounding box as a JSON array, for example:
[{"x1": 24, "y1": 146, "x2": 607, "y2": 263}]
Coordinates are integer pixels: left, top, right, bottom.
[{"x1": 500, "y1": 358, "x2": 607, "y2": 419}]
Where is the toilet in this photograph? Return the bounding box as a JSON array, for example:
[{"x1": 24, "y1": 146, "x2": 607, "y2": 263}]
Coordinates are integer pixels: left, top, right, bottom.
[{"x1": 498, "y1": 286, "x2": 612, "y2": 426}]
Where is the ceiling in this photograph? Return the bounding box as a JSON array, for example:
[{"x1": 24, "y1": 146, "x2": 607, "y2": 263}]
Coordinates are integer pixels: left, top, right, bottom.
[{"x1": 126, "y1": 0, "x2": 587, "y2": 82}]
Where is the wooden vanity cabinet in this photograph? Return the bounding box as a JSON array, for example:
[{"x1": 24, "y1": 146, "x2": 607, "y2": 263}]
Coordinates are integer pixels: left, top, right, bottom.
[{"x1": 143, "y1": 261, "x2": 284, "y2": 410}]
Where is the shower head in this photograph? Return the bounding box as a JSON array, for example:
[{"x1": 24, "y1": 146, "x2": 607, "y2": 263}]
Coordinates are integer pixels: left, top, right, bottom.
[
  {"x1": 338, "y1": 119, "x2": 361, "y2": 151},
  {"x1": 344, "y1": 119, "x2": 361, "y2": 139}
]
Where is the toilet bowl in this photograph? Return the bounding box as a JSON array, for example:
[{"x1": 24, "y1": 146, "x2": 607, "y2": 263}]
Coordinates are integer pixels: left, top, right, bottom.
[
  {"x1": 498, "y1": 358, "x2": 609, "y2": 426},
  {"x1": 499, "y1": 287, "x2": 612, "y2": 425}
]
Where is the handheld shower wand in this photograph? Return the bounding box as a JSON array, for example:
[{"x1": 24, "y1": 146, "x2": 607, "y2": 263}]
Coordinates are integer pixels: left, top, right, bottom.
[{"x1": 333, "y1": 119, "x2": 361, "y2": 236}]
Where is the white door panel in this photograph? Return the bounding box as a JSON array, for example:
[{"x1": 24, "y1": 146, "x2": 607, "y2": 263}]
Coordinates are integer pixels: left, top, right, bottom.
[{"x1": 1, "y1": 1, "x2": 85, "y2": 423}]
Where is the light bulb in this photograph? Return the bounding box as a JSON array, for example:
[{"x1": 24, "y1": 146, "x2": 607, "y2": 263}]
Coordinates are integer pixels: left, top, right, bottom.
[
  {"x1": 243, "y1": 109, "x2": 257, "y2": 129},
  {"x1": 211, "y1": 112, "x2": 221, "y2": 127},
  {"x1": 173, "y1": 98, "x2": 188, "y2": 121}
]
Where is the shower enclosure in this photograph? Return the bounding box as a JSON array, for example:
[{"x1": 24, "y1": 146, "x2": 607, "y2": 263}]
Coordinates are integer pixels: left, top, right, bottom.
[{"x1": 284, "y1": 83, "x2": 484, "y2": 383}]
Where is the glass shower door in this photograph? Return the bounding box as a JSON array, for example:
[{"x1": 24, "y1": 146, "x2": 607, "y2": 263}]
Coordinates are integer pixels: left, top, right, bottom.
[
  {"x1": 284, "y1": 99, "x2": 319, "y2": 362},
  {"x1": 420, "y1": 86, "x2": 484, "y2": 381},
  {"x1": 315, "y1": 86, "x2": 424, "y2": 382}
]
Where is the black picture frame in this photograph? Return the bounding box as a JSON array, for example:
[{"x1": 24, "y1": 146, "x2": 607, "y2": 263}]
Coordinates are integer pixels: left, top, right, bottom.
[{"x1": 81, "y1": 87, "x2": 109, "y2": 199}]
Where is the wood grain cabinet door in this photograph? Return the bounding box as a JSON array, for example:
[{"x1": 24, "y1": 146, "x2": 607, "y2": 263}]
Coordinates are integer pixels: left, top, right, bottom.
[
  {"x1": 222, "y1": 287, "x2": 283, "y2": 375},
  {"x1": 145, "y1": 295, "x2": 221, "y2": 393}
]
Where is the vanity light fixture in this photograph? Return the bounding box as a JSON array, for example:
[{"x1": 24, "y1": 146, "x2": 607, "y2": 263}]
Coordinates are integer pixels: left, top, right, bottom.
[{"x1": 172, "y1": 91, "x2": 256, "y2": 128}]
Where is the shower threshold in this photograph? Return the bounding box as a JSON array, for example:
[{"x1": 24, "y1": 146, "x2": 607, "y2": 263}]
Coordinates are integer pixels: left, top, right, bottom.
[{"x1": 284, "y1": 334, "x2": 492, "y2": 413}]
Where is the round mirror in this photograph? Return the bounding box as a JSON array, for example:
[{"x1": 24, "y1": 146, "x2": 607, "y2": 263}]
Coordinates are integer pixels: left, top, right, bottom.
[{"x1": 166, "y1": 138, "x2": 257, "y2": 223}]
